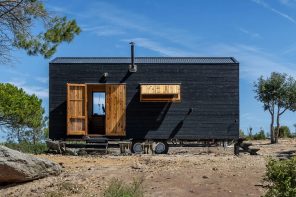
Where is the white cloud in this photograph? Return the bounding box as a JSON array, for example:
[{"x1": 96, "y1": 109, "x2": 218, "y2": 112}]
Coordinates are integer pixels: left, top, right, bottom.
[
  {"x1": 279, "y1": 0, "x2": 296, "y2": 6},
  {"x1": 82, "y1": 25, "x2": 125, "y2": 36},
  {"x1": 83, "y1": 1, "x2": 201, "y2": 50},
  {"x1": 122, "y1": 38, "x2": 194, "y2": 56},
  {"x1": 251, "y1": 0, "x2": 296, "y2": 24},
  {"x1": 239, "y1": 28, "x2": 261, "y2": 38},
  {"x1": 206, "y1": 43, "x2": 296, "y2": 80},
  {"x1": 7, "y1": 79, "x2": 48, "y2": 99},
  {"x1": 22, "y1": 85, "x2": 48, "y2": 99},
  {"x1": 35, "y1": 76, "x2": 48, "y2": 84}
]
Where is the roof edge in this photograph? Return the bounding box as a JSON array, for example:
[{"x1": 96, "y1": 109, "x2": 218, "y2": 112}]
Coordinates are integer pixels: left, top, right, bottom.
[{"x1": 50, "y1": 57, "x2": 239, "y2": 64}]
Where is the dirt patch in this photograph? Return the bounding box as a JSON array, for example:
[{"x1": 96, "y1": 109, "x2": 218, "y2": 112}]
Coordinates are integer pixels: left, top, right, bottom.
[{"x1": 1, "y1": 139, "x2": 296, "y2": 197}]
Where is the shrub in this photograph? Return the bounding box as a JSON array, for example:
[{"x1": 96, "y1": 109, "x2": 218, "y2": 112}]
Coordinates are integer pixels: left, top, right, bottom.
[
  {"x1": 264, "y1": 157, "x2": 296, "y2": 197},
  {"x1": 104, "y1": 178, "x2": 144, "y2": 197},
  {"x1": 245, "y1": 128, "x2": 266, "y2": 140},
  {"x1": 3, "y1": 142, "x2": 47, "y2": 154},
  {"x1": 239, "y1": 129, "x2": 245, "y2": 137},
  {"x1": 253, "y1": 129, "x2": 266, "y2": 140},
  {"x1": 278, "y1": 126, "x2": 292, "y2": 138}
]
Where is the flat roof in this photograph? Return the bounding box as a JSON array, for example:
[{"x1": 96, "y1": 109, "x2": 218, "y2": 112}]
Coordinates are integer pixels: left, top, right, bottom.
[{"x1": 50, "y1": 57, "x2": 238, "y2": 64}]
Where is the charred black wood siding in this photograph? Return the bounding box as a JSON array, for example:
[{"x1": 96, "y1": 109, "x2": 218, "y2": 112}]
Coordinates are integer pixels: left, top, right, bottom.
[{"x1": 49, "y1": 62, "x2": 239, "y2": 140}]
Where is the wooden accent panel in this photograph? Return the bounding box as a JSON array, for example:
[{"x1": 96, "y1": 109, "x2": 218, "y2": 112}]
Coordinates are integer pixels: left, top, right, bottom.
[
  {"x1": 67, "y1": 83, "x2": 87, "y2": 135},
  {"x1": 105, "y1": 84, "x2": 126, "y2": 136},
  {"x1": 141, "y1": 84, "x2": 180, "y2": 94},
  {"x1": 140, "y1": 84, "x2": 181, "y2": 102}
]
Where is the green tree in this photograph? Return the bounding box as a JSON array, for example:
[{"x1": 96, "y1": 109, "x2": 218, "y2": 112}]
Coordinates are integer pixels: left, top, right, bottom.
[
  {"x1": 253, "y1": 128, "x2": 266, "y2": 140},
  {"x1": 0, "y1": 0, "x2": 80, "y2": 63},
  {"x1": 254, "y1": 72, "x2": 296, "y2": 144},
  {"x1": 0, "y1": 83, "x2": 45, "y2": 143},
  {"x1": 278, "y1": 126, "x2": 291, "y2": 138}
]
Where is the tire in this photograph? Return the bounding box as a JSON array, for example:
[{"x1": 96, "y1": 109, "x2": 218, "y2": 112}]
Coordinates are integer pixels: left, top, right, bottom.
[
  {"x1": 154, "y1": 141, "x2": 169, "y2": 154},
  {"x1": 131, "y1": 141, "x2": 143, "y2": 154}
]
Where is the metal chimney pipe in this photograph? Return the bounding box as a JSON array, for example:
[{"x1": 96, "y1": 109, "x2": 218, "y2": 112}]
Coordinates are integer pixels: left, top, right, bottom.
[
  {"x1": 130, "y1": 42, "x2": 135, "y2": 67},
  {"x1": 129, "y1": 42, "x2": 137, "y2": 72}
]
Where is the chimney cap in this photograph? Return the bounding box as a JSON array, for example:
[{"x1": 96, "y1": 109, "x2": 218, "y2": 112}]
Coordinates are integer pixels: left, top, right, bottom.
[{"x1": 129, "y1": 41, "x2": 135, "y2": 45}]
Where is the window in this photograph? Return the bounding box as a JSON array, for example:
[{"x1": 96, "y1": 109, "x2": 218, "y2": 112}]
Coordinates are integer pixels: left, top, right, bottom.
[
  {"x1": 93, "y1": 92, "x2": 106, "y2": 115},
  {"x1": 140, "y1": 84, "x2": 181, "y2": 102}
]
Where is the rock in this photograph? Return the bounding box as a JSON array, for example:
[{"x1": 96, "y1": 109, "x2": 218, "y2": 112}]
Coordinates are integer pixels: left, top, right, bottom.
[
  {"x1": 202, "y1": 175, "x2": 208, "y2": 179},
  {"x1": 131, "y1": 165, "x2": 141, "y2": 169},
  {"x1": 77, "y1": 149, "x2": 88, "y2": 156},
  {"x1": 46, "y1": 139, "x2": 66, "y2": 154},
  {"x1": 0, "y1": 146, "x2": 62, "y2": 184},
  {"x1": 64, "y1": 148, "x2": 78, "y2": 156}
]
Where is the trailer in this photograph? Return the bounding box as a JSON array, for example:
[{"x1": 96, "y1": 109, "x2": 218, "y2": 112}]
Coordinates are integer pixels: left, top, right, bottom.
[{"x1": 49, "y1": 44, "x2": 239, "y2": 154}]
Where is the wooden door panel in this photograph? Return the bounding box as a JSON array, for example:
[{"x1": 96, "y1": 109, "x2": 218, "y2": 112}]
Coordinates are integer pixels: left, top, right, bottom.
[
  {"x1": 105, "y1": 84, "x2": 126, "y2": 136},
  {"x1": 67, "y1": 84, "x2": 87, "y2": 135}
]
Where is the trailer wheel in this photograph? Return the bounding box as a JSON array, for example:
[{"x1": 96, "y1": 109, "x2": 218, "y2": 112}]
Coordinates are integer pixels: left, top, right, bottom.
[
  {"x1": 131, "y1": 141, "x2": 143, "y2": 154},
  {"x1": 154, "y1": 141, "x2": 169, "y2": 154}
]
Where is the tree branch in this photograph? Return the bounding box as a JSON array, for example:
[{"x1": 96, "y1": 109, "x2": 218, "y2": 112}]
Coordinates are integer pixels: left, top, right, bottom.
[
  {"x1": 279, "y1": 108, "x2": 288, "y2": 116},
  {"x1": 0, "y1": 0, "x2": 23, "y2": 18}
]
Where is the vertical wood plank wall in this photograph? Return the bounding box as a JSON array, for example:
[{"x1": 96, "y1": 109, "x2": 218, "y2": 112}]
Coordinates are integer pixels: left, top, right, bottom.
[
  {"x1": 50, "y1": 63, "x2": 239, "y2": 140},
  {"x1": 105, "y1": 84, "x2": 126, "y2": 136},
  {"x1": 67, "y1": 84, "x2": 87, "y2": 135}
]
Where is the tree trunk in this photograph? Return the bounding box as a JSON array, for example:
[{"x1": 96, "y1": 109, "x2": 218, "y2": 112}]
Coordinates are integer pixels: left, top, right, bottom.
[
  {"x1": 275, "y1": 108, "x2": 280, "y2": 144},
  {"x1": 17, "y1": 128, "x2": 21, "y2": 143},
  {"x1": 270, "y1": 113, "x2": 275, "y2": 144},
  {"x1": 33, "y1": 132, "x2": 36, "y2": 145}
]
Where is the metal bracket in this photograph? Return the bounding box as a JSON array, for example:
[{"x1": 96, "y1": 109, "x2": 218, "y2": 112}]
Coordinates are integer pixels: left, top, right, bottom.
[{"x1": 129, "y1": 64, "x2": 137, "y2": 72}]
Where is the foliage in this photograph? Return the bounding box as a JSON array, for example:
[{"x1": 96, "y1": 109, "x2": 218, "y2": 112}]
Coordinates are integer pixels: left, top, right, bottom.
[
  {"x1": 104, "y1": 178, "x2": 144, "y2": 197},
  {"x1": 278, "y1": 126, "x2": 292, "y2": 138},
  {"x1": 239, "y1": 129, "x2": 245, "y2": 137},
  {"x1": 254, "y1": 72, "x2": 296, "y2": 144},
  {"x1": 244, "y1": 128, "x2": 266, "y2": 140},
  {"x1": 253, "y1": 129, "x2": 266, "y2": 140},
  {"x1": 3, "y1": 141, "x2": 47, "y2": 154},
  {"x1": 0, "y1": 83, "x2": 45, "y2": 143},
  {"x1": 264, "y1": 157, "x2": 296, "y2": 197},
  {"x1": 248, "y1": 127, "x2": 253, "y2": 137},
  {"x1": 0, "y1": 0, "x2": 80, "y2": 63}
]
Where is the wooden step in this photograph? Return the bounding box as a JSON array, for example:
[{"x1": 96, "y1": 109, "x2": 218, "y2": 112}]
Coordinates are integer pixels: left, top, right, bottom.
[{"x1": 86, "y1": 137, "x2": 108, "y2": 144}]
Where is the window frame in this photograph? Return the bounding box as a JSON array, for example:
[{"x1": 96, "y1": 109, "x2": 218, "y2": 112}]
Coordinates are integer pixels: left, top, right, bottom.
[
  {"x1": 139, "y1": 83, "x2": 181, "y2": 102},
  {"x1": 92, "y1": 91, "x2": 106, "y2": 116}
]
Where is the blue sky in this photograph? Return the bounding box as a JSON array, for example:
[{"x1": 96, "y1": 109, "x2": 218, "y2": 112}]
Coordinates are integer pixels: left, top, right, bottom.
[{"x1": 1, "y1": 0, "x2": 296, "y2": 137}]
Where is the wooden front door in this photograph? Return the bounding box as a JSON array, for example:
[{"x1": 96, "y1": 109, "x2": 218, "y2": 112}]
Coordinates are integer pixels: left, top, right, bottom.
[
  {"x1": 105, "y1": 84, "x2": 126, "y2": 136},
  {"x1": 67, "y1": 83, "x2": 87, "y2": 135}
]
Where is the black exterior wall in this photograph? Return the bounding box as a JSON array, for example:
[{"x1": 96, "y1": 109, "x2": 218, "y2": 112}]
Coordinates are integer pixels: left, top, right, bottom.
[{"x1": 49, "y1": 58, "x2": 239, "y2": 141}]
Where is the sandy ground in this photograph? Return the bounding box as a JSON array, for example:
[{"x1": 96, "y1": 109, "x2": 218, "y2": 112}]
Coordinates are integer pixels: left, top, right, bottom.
[{"x1": 1, "y1": 139, "x2": 296, "y2": 197}]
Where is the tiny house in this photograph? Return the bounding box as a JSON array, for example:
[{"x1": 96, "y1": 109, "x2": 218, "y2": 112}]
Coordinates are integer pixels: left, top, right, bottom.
[{"x1": 49, "y1": 44, "x2": 239, "y2": 153}]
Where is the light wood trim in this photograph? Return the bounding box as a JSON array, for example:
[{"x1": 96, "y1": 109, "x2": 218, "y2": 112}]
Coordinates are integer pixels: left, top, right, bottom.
[
  {"x1": 85, "y1": 84, "x2": 88, "y2": 135},
  {"x1": 141, "y1": 84, "x2": 180, "y2": 95},
  {"x1": 67, "y1": 83, "x2": 86, "y2": 86},
  {"x1": 140, "y1": 84, "x2": 181, "y2": 102},
  {"x1": 69, "y1": 116, "x2": 86, "y2": 119}
]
